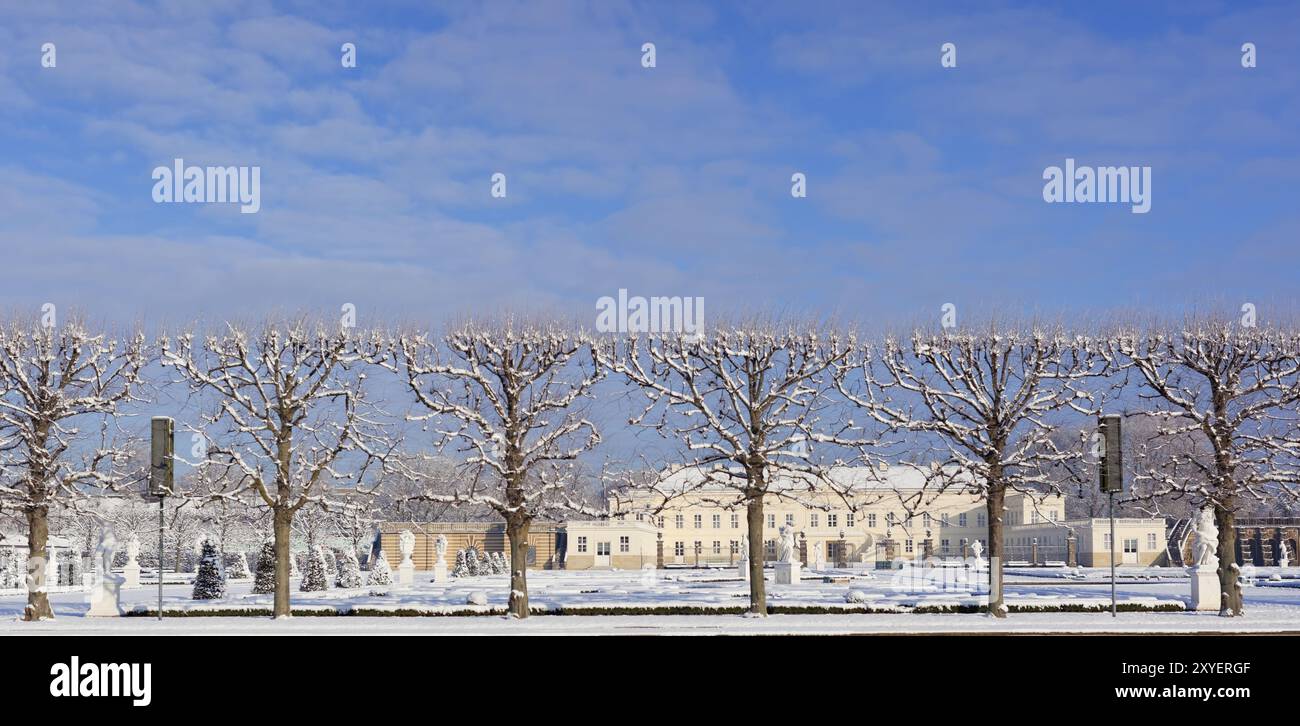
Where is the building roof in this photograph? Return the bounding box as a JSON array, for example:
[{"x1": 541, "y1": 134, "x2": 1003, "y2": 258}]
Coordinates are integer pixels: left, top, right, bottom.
[{"x1": 640, "y1": 464, "x2": 981, "y2": 496}]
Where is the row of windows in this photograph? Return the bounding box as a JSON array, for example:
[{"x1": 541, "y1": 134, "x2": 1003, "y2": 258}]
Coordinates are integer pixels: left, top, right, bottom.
[
  {"x1": 658, "y1": 511, "x2": 987, "y2": 530},
  {"x1": 1101, "y1": 533, "x2": 1160, "y2": 551},
  {"x1": 575, "y1": 535, "x2": 632, "y2": 554},
  {"x1": 664, "y1": 537, "x2": 993, "y2": 558}
]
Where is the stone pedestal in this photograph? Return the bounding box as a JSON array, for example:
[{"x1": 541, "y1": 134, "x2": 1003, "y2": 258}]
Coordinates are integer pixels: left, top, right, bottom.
[
  {"x1": 432, "y1": 559, "x2": 448, "y2": 583},
  {"x1": 737, "y1": 559, "x2": 749, "y2": 581},
  {"x1": 774, "y1": 561, "x2": 801, "y2": 585},
  {"x1": 1189, "y1": 566, "x2": 1222, "y2": 612},
  {"x1": 397, "y1": 561, "x2": 415, "y2": 586},
  {"x1": 87, "y1": 575, "x2": 124, "y2": 617},
  {"x1": 123, "y1": 562, "x2": 141, "y2": 589}
]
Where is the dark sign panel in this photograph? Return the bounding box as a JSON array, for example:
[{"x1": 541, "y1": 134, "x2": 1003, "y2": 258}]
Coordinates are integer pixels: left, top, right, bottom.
[
  {"x1": 1098, "y1": 414, "x2": 1123, "y2": 494},
  {"x1": 149, "y1": 416, "x2": 174, "y2": 497}
]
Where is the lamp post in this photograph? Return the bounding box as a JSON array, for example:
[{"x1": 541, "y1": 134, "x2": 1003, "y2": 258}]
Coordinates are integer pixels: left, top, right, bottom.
[
  {"x1": 149, "y1": 417, "x2": 174, "y2": 621},
  {"x1": 1099, "y1": 414, "x2": 1123, "y2": 618}
]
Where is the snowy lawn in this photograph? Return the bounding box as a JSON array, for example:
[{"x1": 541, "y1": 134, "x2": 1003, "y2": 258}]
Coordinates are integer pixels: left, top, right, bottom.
[{"x1": 4, "y1": 566, "x2": 1300, "y2": 634}]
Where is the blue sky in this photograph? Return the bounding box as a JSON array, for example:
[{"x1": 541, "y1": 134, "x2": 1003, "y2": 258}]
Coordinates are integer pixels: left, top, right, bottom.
[{"x1": 2, "y1": 0, "x2": 1298, "y2": 330}]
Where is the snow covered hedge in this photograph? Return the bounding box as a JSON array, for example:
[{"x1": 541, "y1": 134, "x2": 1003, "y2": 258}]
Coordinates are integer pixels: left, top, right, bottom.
[{"x1": 126, "y1": 600, "x2": 1186, "y2": 617}]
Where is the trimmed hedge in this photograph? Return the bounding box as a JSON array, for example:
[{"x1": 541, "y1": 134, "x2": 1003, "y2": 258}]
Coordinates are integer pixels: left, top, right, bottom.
[{"x1": 124, "y1": 600, "x2": 1185, "y2": 617}]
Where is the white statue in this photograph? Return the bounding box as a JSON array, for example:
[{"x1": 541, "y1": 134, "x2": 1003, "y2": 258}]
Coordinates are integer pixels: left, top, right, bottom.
[
  {"x1": 778, "y1": 526, "x2": 797, "y2": 563},
  {"x1": 431, "y1": 533, "x2": 449, "y2": 583},
  {"x1": 738, "y1": 534, "x2": 749, "y2": 561},
  {"x1": 96, "y1": 527, "x2": 118, "y2": 578},
  {"x1": 1279, "y1": 540, "x2": 1291, "y2": 569},
  {"x1": 397, "y1": 529, "x2": 416, "y2": 585},
  {"x1": 123, "y1": 534, "x2": 142, "y2": 588},
  {"x1": 970, "y1": 540, "x2": 984, "y2": 569},
  {"x1": 398, "y1": 529, "x2": 415, "y2": 564},
  {"x1": 774, "y1": 526, "x2": 801, "y2": 584},
  {"x1": 1191, "y1": 507, "x2": 1219, "y2": 568},
  {"x1": 87, "y1": 526, "x2": 124, "y2": 617}
]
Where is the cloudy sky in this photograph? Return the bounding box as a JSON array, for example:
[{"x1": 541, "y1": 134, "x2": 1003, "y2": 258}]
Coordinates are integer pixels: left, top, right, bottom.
[{"x1": 2, "y1": 0, "x2": 1298, "y2": 330}]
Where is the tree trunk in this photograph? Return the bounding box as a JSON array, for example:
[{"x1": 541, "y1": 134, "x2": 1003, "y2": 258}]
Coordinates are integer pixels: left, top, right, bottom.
[
  {"x1": 22, "y1": 505, "x2": 54, "y2": 621},
  {"x1": 273, "y1": 507, "x2": 293, "y2": 618},
  {"x1": 985, "y1": 484, "x2": 1006, "y2": 618},
  {"x1": 506, "y1": 516, "x2": 531, "y2": 619},
  {"x1": 746, "y1": 495, "x2": 766, "y2": 615},
  {"x1": 1214, "y1": 505, "x2": 1243, "y2": 617}
]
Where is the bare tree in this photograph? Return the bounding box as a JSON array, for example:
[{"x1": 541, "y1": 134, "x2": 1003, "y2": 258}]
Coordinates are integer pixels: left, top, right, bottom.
[
  {"x1": 161, "y1": 321, "x2": 397, "y2": 617},
  {"x1": 835, "y1": 326, "x2": 1109, "y2": 617},
  {"x1": 596, "y1": 323, "x2": 855, "y2": 616},
  {"x1": 1116, "y1": 320, "x2": 1300, "y2": 616},
  {"x1": 388, "y1": 320, "x2": 603, "y2": 619},
  {"x1": 0, "y1": 320, "x2": 146, "y2": 620}
]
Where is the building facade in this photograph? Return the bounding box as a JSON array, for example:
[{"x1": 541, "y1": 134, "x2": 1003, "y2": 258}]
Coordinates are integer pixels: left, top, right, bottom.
[
  {"x1": 562, "y1": 520, "x2": 658, "y2": 570},
  {"x1": 378, "y1": 467, "x2": 1172, "y2": 572},
  {"x1": 375, "y1": 521, "x2": 563, "y2": 571},
  {"x1": 610, "y1": 466, "x2": 1088, "y2": 569}
]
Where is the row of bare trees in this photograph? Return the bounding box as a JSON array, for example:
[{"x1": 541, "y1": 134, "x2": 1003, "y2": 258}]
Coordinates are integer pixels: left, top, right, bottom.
[{"x1": 3, "y1": 316, "x2": 1299, "y2": 620}]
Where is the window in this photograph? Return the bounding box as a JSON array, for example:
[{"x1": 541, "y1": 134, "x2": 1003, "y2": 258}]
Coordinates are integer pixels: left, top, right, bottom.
[
  {"x1": 828, "y1": 513, "x2": 839, "y2": 528},
  {"x1": 867, "y1": 513, "x2": 877, "y2": 528},
  {"x1": 1147, "y1": 533, "x2": 1157, "y2": 551},
  {"x1": 674, "y1": 541, "x2": 685, "y2": 556},
  {"x1": 694, "y1": 514, "x2": 702, "y2": 529},
  {"x1": 712, "y1": 540, "x2": 721, "y2": 555},
  {"x1": 786, "y1": 513, "x2": 795, "y2": 526},
  {"x1": 712, "y1": 514, "x2": 721, "y2": 529},
  {"x1": 810, "y1": 513, "x2": 820, "y2": 528},
  {"x1": 847, "y1": 513, "x2": 855, "y2": 528},
  {"x1": 976, "y1": 513, "x2": 986, "y2": 527},
  {"x1": 694, "y1": 541, "x2": 702, "y2": 554},
  {"x1": 576, "y1": 536, "x2": 588, "y2": 553},
  {"x1": 886, "y1": 512, "x2": 896, "y2": 525},
  {"x1": 730, "y1": 540, "x2": 738, "y2": 554},
  {"x1": 596, "y1": 541, "x2": 610, "y2": 556},
  {"x1": 619, "y1": 536, "x2": 630, "y2": 553},
  {"x1": 768, "y1": 514, "x2": 776, "y2": 529},
  {"x1": 657, "y1": 516, "x2": 665, "y2": 528},
  {"x1": 940, "y1": 513, "x2": 950, "y2": 527},
  {"x1": 959, "y1": 513, "x2": 967, "y2": 527},
  {"x1": 730, "y1": 513, "x2": 739, "y2": 529},
  {"x1": 923, "y1": 513, "x2": 932, "y2": 528},
  {"x1": 765, "y1": 540, "x2": 777, "y2": 560},
  {"x1": 1103, "y1": 533, "x2": 1112, "y2": 550},
  {"x1": 675, "y1": 514, "x2": 684, "y2": 529},
  {"x1": 905, "y1": 539, "x2": 914, "y2": 554},
  {"x1": 941, "y1": 539, "x2": 950, "y2": 554}
]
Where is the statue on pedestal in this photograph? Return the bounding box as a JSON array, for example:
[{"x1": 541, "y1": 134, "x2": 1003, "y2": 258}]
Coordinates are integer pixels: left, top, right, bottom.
[
  {"x1": 397, "y1": 529, "x2": 416, "y2": 585},
  {"x1": 432, "y1": 533, "x2": 449, "y2": 583},
  {"x1": 1191, "y1": 507, "x2": 1219, "y2": 569},
  {"x1": 778, "y1": 526, "x2": 797, "y2": 563},
  {"x1": 87, "y1": 527, "x2": 124, "y2": 617}
]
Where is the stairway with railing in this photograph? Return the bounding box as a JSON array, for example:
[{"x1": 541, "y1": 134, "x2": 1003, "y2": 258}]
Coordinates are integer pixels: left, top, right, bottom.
[{"x1": 1165, "y1": 517, "x2": 1191, "y2": 567}]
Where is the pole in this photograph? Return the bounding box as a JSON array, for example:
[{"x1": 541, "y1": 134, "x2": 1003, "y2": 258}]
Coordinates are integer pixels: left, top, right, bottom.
[
  {"x1": 158, "y1": 494, "x2": 164, "y2": 621},
  {"x1": 1109, "y1": 491, "x2": 1116, "y2": 618}
]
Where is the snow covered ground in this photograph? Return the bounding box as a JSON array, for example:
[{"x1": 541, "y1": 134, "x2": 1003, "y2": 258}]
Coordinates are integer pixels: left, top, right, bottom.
[{"x1": 4, "y1": 566, "x2": 1300, "y2": 635}]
